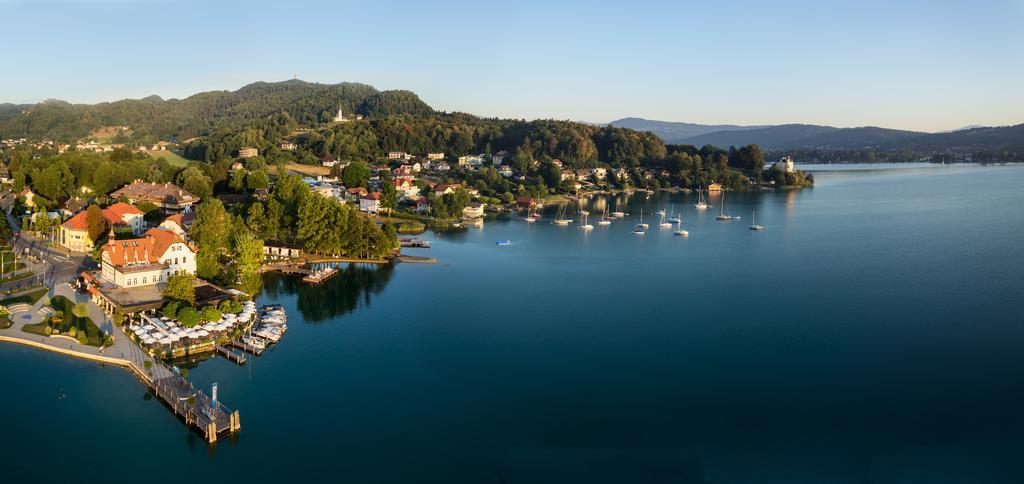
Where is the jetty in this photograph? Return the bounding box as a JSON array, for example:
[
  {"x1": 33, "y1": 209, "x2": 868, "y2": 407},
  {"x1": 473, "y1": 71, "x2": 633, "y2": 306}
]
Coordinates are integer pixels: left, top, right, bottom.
[
  {"x1": 302, "y1": 266, "x2": 338, "y2": 284},
  {"x1": 398, "y1": 237, "x2": 431, "y2": 248},
  {"x1": 152, "y1": 375, "x2": 239, "y2": 443},
  {"x1": 230, "y1": 338, "x2": 265, "y2": 356},
  {"x1": 215, "y1": 345, "x2": 247, "y2": 365}
]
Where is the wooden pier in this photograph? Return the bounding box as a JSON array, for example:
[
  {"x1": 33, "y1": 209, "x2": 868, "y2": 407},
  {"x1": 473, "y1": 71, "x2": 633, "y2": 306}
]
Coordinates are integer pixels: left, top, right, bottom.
[
  {"x1": 230, "y1": 338, "x2": 265, "y2": 356},
  {"x1": 398, "y1": 237, "x2": 431, "y2": 248},
  {"x1": 152, "y1": 375, "x2": 239, "y2": 444},
  {"x1": 302, "y1": 267, "x2": 338, "y2": 284},
  {"x1": 215, "y1": 345, "x2": 247, "y2": 365}
]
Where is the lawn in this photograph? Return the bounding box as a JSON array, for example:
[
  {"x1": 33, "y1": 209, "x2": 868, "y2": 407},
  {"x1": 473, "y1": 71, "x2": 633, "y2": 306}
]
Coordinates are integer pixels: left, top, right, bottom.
[
  {"x1": 0, "y1": 261, "x2": 26, "y2": 274},
  {"x1": 1, "y1": 288, "x2": 48, "y2": 306},
  {"x1": 22, "y1": 296, "x2": 103, "y2": 346},
  {"x1": 145, "y1": 149, "x2": 191, "y2": 167},
  {"x1": 285, "y1": 162, "x2": 331, "y2": 177},
  {"x1": 0, "y1": 272, "x2": 33, "y2": 284}
]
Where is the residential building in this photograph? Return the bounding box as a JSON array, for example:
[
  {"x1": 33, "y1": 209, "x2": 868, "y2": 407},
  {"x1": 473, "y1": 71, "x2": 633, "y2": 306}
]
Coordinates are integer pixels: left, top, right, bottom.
[
  {"x1": 388, "y1": 151, "x2": 412, "y2": 160},
  {"x1": 393, "y1": 177, "x2": 420, "y2": 199},
  {"x1": 427, "y1": 152, "x2": 445, "y2": 160},
  {"x1": 591, "y1": 167, "x2": 608, "y2": 180},
  {"x1": 773, "y1": 156, "x2": 795, "y2": 173},
  {"x1": 99, "y1": 228, "x2": 197, "y2": 288},
  {"x1": 157, "y1": 214, "x2": 189, "y2": 238},
  {"x1": 238, "y1": 147, "x2": 258, "y2": 158},
  {"x1": 434, "y1": 183, "x2": 462, "y2": 196},
  {"x1": 320, "y1": 155, "x2": 338, "y2": 167},
  {"x1": 110, "y1": 181, "x2": 199, "y2": 213},
  {"x1": 59, "y1": 202, "x2": 145, "y2": 253},
  {"x1": 707, "y1": 182, "x2": 723, "y2": 192},
  {"x1": 499, "y1": 165, "x2": 513, "y2": 178},
  {"x1": 359, "y1": 192, "x2": 382, "y2": 213},
  {"x1": 457, "y1": 154, "x2": 485, "y2": 167},
  {"x1": 462, "y1": 202, "x2": 485, "y2": 219},
  {"x1": 346, "y1": 187, "x2": 368, "y2": 202},
  {"x1": 264, "y1": 242, "x2": 302, "y2": 260},
  {"x1": 280, "y1": 141, "x2": 297, "y2": 151}
]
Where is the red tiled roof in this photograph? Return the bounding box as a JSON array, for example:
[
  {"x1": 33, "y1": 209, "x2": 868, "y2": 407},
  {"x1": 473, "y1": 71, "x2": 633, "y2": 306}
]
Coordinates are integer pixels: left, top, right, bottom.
[
  {"x1": 362, "y1": 192, "x2": 381, "y2": 200},
  {"x1": 101, "y1": 228, "x2": 193, "y2": 267},
  {"x1": 62, "y1": 202, "x2": 141, "y2": 230}
]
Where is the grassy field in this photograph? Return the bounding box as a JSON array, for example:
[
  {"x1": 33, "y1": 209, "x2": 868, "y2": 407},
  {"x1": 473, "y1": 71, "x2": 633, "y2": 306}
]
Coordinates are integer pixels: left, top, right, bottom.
[
  {"x1": 22, "y1": 295, "x2": 102, "y2": 346},
  {"x1": 145, "y1": 149, "x2": 191, "y2": 167},
  {"x1": 285, "y1": 162, "x2": 331, "y2": 177},
  {"x1": 1, "y1": 288, "x2": 48, "y2": 306}
]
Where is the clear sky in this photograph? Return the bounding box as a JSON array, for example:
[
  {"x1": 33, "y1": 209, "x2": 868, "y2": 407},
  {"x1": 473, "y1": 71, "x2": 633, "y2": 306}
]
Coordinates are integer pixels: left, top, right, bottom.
[{"x1": 2, "y1": 0, "x2": 1022, "y2": 132}]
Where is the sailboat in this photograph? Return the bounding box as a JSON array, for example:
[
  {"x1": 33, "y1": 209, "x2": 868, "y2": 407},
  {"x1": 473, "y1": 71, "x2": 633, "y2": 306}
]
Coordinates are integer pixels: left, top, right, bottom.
[
  {"x1": 579, "y1": 212, "x2": 594, "y2": 230},
  {"x1": 658, "y1": 211, "x2": 672, "y2": 228},
  {"x1": 694, "y1": 189, "x2": 709, "y2": 210},
  {"x1": 552, "y1": 205, "x2": 573, "y2": 226},
  {"x1": 749, "y1": 210, "x2": 764, "y2": 231},
  {"x1": 524, "y1": 205, "x2": 537, "y2": 223},
  {"x1": 638, "y1": 208, "x2": 649, "y2": 229},
  {"x1": 715, "y1": 192, "x2": 734, "y2": 220},
  {"x1": 674, "y1": 218, "x2": 689, "y2": 237},
  {"x1": 667, "y1": 204, "x2": 681, "y2": 224},
  {"x1": 597, "y1": 206, "x2": 612, "y2": 225},
  {"x1": 611, "y1": 204, "x2": 626, "y2": 218}
]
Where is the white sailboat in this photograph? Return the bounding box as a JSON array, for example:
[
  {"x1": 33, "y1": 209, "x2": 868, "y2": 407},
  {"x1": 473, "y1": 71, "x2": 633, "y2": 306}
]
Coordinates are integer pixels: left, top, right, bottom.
[
  {"x1": 632, "y1": 208, "x2": 647, "y2": 235},
  {"x1": 597, "y1": 206, "x2": 612, "y2": 225},
  {"x1": 674, "y1": 218, "x2": 689, "y2": 237},
  {"x1": 579, "y1": 212, "x2": 594, "y2": 230},
  {"x1": 715, "y1": 192, "x2": 734, "y2": 221},
  {"x1": 658, "y1": 211, "x2": 672, "y2": 228},
  {"x1": 552, "y1": 205, "x2": 573, "y2": 225},
  {"x1": 667, "y1": 204, "x2": 681, "y2": 224},
  {"x1": 749, "y1": 210, "x2": 764, "y2": 231},
  {"x1": 694, "y1": 189, "x2": 709, "y2": 210}
]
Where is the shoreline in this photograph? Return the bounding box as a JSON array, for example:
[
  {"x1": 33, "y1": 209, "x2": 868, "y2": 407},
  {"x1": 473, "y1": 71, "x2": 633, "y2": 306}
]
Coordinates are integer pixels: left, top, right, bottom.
[{"x1": 0, "y1": 333, "x2": 150, "y2": 383}]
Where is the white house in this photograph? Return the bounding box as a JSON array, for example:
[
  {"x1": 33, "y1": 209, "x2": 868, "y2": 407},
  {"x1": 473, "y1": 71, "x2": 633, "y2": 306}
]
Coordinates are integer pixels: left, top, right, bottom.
[
  {"x1": 774, "y1": 156, "x2": 795, "y2": 173},
  {"x1": 499, "y1": 165, "x2": 513, "y2": 178},
  {"x1": 462, "y1": 202, "x2": 486, "y2": 219},
  {"x1": 591, "y1": 167, "x2": 608, "y2": 180},
  {"x1": 427, "y1": 152, "x2": 445, "y2": 160},
  {"x1": 99, "y1": 228, "x2": 197, "y2": 288},
  {"x1": 359, "y1": 192, "x2": 382, "y2": 213},
  {"x1": 457, "y1": 154, "x2": 485, "y2": 167}
]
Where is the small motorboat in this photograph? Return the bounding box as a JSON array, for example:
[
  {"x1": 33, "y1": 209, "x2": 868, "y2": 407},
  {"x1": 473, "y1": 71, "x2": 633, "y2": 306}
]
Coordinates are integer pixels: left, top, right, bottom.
[{"x1": 496, "y1": 240, "x2": 512, "y2": 246}]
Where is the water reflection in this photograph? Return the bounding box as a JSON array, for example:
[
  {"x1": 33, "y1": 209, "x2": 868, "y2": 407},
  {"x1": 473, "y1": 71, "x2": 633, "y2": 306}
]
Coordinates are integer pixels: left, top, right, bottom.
[{"x1": 260, "y1": 263, "x2": 395, "y2": 323}]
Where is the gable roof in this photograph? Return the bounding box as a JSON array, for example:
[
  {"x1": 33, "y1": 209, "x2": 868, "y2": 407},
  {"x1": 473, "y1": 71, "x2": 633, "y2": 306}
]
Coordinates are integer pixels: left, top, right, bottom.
[
  {"x1": 62, "y1": 202, "x2": 142, "y2": 231},
  {"x1": 101, "y1": 228, "x2": 194, "y2": 267}
]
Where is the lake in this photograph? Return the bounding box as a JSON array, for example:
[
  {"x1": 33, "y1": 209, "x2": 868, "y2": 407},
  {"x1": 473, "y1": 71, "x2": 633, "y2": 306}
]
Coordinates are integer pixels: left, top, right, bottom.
[{"x1": 2, "y1": 163, "x2": 1023, "y2": 483}]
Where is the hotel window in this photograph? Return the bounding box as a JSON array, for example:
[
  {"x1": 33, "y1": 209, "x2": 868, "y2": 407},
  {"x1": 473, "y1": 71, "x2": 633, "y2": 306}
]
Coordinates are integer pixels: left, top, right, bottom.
[{"x1": 142, "y1": 277, "x2": 147, "y2": 284}]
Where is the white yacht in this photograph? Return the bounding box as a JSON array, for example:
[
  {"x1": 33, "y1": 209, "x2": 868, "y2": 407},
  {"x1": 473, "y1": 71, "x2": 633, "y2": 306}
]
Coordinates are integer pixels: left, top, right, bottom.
[
  {"x1": 695, "y1": 189, "x2": 709, "y2": 210},
  {"x1": 579, "y1": 212, "x2": 594, "y2": 231},
  {"x1": 715, "y1": 192, "x2": 734, "y2": 221},
  {"x1": 749, "y1": 210, "x2": 764, "y2": 231}
]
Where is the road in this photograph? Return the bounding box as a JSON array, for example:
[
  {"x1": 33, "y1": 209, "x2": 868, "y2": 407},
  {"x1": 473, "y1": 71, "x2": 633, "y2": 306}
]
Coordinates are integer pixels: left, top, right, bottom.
[{"x1": 2, "y1": 208, "x2": 93, "y2": 292}]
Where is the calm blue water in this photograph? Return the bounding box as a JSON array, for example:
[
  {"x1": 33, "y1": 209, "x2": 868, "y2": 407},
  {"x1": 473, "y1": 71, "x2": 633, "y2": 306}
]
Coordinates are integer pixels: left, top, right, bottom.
[{"x1": 3, "y1": 164, "x2": 1024, "y2": 483}]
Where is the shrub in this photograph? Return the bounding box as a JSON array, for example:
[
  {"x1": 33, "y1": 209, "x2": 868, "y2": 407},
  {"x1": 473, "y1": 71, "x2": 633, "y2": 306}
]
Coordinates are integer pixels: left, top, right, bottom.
[
  {"x1": 67, "y1": 326, "x2": 77, "y2": 337},
  {"x1": 162, "y1": 301, "x2": 181, "y2": 320},
  {"x1": 176, "y1": 307, "x2": 202, "y2": 327},
  {"x1": 43, "y1": 324, "x2": 52, "y2": 335},
  {"x1": 200, "y1": 306, "x2": 222, "y2": 323},
  {"x1": 77, "y1": 333, "x2": 89, "y2": 344},
  {"x1": 218, "y1": 299, "x2": 242, "y2": 314}
]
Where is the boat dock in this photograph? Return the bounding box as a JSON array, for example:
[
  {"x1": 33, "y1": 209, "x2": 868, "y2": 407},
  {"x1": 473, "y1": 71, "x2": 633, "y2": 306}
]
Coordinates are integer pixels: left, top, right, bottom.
[
  {"x1": 259, "y1": 263, "x2": 314, "y2": 276},
  {"x1": 229, "y1": 338, "x2": 265, "y2": 356},
  {"x1": 215, "y1": 345, "x2": 247, "y2": 365},
  {"x1": 398, "y1": 237, "x2": 431, "y2": 248},
  {"x1": 152, "y1": 375, "x2": 239, "y2": 444},
  {"x1": 302, "y1": 267, "x2": 338, "y2": 284}
]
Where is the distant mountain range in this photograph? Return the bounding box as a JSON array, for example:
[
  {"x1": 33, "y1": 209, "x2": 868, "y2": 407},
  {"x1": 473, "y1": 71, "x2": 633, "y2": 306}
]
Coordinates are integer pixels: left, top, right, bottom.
[{"x1": 609, "y1": 118, "x2": 1024, "y2": 152}]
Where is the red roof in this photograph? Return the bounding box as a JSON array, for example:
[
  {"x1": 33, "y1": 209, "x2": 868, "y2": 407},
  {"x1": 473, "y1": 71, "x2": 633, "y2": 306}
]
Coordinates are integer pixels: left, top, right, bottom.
[
  {"x1": 62, "y1": 202, "x2": 142, "y2": 230},
  {"x1": 362, "y1": 192, "x2": 382, "y2": 200}
]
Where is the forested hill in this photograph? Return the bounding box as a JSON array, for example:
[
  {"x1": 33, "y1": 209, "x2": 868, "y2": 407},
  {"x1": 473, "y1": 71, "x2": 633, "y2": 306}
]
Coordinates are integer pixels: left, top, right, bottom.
[{"x1": 0, "y1": 80, "x2": 434, "y2": 142}]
